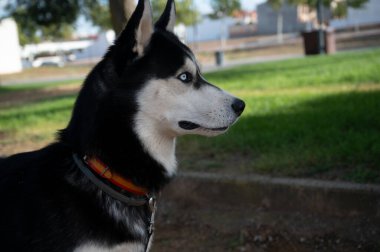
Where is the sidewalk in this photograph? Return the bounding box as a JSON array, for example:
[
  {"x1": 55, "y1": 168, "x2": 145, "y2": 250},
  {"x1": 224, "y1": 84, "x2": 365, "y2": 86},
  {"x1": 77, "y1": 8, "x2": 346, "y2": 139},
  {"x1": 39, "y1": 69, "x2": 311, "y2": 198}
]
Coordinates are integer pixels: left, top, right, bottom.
[
  {"x1": 202, "y1": 53, "x2": 304, "y2": 73},
  {"x1": 0, "y1": 75, "x2": 85, "y2": 86}
]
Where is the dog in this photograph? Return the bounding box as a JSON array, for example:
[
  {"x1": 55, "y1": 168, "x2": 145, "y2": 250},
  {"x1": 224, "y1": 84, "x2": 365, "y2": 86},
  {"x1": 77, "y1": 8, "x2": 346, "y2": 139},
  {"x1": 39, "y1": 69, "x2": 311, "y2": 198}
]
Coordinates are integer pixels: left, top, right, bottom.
[{"x1": 0, "y1": 0, "x2": 245, "y2": 251}]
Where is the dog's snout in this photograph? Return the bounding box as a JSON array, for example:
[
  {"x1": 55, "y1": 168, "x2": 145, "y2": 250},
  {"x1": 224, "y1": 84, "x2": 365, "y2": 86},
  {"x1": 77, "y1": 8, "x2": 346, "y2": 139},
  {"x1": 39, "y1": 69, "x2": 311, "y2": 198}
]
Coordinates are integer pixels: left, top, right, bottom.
[{"x1": 231, "y1": 98, "x2": 245, "y2": 116}]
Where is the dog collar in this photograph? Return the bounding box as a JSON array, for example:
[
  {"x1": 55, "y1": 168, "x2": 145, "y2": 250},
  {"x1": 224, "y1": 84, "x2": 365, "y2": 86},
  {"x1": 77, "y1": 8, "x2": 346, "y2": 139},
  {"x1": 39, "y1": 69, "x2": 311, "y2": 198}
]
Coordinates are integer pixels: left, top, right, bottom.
[
  {"x1": 72, "y1": 153, "x2": 157, "y2": 251},
  {"x1": 84, "y1": 155, "x2": 148, "y2": 196},
  {"x1": 72, "y1": 153, "x2": 154, "y2": 207}
]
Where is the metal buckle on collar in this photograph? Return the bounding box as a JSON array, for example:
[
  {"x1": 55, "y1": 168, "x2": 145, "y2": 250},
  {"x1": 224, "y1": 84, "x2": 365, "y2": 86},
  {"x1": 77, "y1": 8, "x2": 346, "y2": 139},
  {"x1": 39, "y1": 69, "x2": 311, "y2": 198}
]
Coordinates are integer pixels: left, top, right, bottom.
[
  {"x1": 148, "y1": 196, "x2": 157, "y2": 213},
  {"x1": 148, "y1": 196, "x2": 157, "y2": 234}
]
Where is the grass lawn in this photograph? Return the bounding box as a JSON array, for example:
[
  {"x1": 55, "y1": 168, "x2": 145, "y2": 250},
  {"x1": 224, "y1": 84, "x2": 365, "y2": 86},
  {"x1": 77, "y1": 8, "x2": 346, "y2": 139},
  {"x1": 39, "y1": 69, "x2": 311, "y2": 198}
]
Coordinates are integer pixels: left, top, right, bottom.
[{"x1": 1, "y1": 48, "x2": 380, "y2": 183}]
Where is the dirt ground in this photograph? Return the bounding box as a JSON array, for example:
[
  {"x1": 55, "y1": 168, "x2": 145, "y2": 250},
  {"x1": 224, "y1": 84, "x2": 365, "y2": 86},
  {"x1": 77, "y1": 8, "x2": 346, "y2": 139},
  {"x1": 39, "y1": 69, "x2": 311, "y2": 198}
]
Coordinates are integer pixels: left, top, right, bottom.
[
  {"x1": 151, "y1": 177, "x2": 380, "y2": 252},
  {"x1": 153, "y1": 213, "x2": 376, "y2": 252}
]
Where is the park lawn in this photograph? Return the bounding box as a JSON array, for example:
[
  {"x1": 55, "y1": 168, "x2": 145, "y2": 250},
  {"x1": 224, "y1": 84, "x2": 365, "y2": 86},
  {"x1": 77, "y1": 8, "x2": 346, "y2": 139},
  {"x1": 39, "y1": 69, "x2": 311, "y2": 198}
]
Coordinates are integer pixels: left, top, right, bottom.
[{"x1": 1, "y1": 48, "x2": 380, "y2": 183}]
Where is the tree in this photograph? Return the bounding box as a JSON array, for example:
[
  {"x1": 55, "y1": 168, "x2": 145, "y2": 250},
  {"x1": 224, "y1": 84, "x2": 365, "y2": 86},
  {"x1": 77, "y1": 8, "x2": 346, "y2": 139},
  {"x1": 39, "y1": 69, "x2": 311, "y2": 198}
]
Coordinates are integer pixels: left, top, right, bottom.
[
  {"x1": 2, "y1": 0, "x2": 120, "y2": 44},
  {"x1": 2, "y1": 0, "x2": 201, "y2": 45},
  {"x1": 208, "y1": 0, "x2": 241, "y2": 49},
  {"x1": 267, "y1": 0, "x2": 369, "y2": 52},
  {"x1": 280, "y1": 0, "x2": 369, "y2": 18},
  {"x1": 151, "y1": 0, "x2": 200, "y2": 26},
  {"x1": 3, "y1": 0, "x2": 79, "y2": 44},
  {"x1": 109, "y1": 0, "x2": 136, "y2": 35},
  {"x1": 209, "y1": 0, "x2": 241, "y2": 18},
  {"x1": 2, "y1": 0, "x2": 111, "y2": 44}
]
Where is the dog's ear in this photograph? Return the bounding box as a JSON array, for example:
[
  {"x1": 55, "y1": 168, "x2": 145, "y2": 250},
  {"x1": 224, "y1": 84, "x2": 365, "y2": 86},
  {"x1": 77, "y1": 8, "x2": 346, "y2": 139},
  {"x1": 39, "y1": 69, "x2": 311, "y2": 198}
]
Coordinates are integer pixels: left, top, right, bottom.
[
  {"x1": 133, "y1": 0, "x2": 154, "y2": 56},
  {"x1": 112, "y1": 0, "x2": 153, "y2": 59},
  {"x1": 155, "y1": 0, "x2": 176, "y2": 33}
]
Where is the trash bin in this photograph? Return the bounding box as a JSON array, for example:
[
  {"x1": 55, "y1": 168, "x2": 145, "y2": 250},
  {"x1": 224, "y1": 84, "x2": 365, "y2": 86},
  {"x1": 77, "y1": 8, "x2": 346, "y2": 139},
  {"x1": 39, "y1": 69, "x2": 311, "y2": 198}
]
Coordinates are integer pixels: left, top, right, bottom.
[
  {"x1": 302, "y1": 28, "x2": 336, "y2": 55},
  {"x1": 302, "y1": 30, "x2": 319, "y2": 55},
  {"x1": 215, "y1": 51, "x2": 224, "y2": 66}
]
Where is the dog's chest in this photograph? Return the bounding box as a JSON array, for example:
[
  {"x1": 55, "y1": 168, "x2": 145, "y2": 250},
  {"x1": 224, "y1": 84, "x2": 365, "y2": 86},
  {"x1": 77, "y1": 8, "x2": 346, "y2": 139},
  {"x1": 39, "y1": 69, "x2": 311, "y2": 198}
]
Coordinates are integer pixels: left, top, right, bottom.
[
  {"x1": 104, "y1": 197, "x2": 147, "y2": 238},
  {"x1": 74, "y1": 242, "x2": 145, "y2": 252}
]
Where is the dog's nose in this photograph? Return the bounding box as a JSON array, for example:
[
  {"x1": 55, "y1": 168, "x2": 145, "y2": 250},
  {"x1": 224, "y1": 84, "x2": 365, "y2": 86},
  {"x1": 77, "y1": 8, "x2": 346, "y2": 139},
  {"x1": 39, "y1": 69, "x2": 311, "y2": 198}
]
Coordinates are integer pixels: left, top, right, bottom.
[{"x1": 231, "y1": 98, "x2": 245, "y2": 116}]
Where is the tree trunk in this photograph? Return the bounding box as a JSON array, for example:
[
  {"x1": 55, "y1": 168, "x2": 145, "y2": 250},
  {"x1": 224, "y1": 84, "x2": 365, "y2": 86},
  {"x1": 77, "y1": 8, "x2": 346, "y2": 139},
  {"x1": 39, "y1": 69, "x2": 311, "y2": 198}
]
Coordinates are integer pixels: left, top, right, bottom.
[{"x1": 109, "y1": 0, "x2": 136, "y2": 35}]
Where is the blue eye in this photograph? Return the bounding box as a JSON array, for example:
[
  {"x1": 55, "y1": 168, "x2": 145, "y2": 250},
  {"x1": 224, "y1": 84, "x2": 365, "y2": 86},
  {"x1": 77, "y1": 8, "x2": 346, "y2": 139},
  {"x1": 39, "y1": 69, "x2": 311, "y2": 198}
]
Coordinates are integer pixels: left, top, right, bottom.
[{"x1": 178, "y1": 72, "x2": 193, "y2": 83}]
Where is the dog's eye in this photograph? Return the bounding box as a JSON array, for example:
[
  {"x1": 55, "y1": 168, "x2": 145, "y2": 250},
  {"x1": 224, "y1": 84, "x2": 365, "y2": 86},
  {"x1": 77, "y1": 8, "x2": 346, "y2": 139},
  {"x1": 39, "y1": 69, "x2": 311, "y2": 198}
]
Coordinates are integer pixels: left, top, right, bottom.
[{"x1": 177, "y1": 72, "x2": 193, "y2": 83}]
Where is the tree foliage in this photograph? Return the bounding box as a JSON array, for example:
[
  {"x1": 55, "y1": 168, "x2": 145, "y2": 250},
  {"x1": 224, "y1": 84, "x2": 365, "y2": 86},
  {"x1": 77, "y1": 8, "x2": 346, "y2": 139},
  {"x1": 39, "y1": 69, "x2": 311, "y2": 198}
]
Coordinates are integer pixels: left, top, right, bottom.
[
  {"x1": 2, "y1": 0, "x2": 201, "y2": 45},
  {"x1": 293, "y1": 0, "x2": 368, "y2": 8},
  {"x1": 151, "y1": 0, "x2": 200, "y2": 26},
  {"x1": 267, "y1": 0, "x2": 284, "y2": 11},
  {"x1": 209, "y1": 0, "x2": 241, "y2": 18},
  {"x1": 85, "y1": 1, "x2": 112, "y2": 31},
  {"x1": 267, "y1": 0, "x2": 369, "y2": 18},
  {"x1": 2, "y1": 0, "x2": 111, "y2": 45},
  {"x1": 108, "y1": 0, "x2": 135, "y2": 35}
]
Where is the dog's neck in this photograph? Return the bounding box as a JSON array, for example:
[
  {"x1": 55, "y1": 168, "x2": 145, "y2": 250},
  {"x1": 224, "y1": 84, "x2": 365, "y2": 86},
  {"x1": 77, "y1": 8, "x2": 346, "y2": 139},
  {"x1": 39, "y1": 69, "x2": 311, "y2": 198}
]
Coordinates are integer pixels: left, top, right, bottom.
[
  {"x1": 134, "y1": 111, "x2": 177, "y2": 176},
  {"x1": 60, "y1": 68, "x2": 174, "y2": 191}
]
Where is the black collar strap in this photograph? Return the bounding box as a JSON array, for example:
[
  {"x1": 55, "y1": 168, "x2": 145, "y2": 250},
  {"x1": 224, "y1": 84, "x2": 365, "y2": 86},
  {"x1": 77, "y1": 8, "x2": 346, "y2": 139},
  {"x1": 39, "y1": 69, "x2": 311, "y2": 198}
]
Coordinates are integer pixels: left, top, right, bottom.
[{"x1": 72, "y1": 153, "x2": 150, "y2": 207}]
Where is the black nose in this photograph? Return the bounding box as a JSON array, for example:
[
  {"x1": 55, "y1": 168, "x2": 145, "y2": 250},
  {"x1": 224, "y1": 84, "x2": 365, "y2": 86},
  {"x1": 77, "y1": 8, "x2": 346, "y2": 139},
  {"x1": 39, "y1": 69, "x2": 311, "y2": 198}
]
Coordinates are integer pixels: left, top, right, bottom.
[{"x1": 231, "y1": 98, "x2": 245, "y2": 116}]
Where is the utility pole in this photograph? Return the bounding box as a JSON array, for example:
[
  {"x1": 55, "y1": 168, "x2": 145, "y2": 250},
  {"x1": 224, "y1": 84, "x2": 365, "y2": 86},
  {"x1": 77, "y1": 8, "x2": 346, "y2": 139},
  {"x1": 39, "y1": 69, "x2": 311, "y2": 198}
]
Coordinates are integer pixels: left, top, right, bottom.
[{"x1": 317, "y1": 0, "x2": 325, "y2": 54}]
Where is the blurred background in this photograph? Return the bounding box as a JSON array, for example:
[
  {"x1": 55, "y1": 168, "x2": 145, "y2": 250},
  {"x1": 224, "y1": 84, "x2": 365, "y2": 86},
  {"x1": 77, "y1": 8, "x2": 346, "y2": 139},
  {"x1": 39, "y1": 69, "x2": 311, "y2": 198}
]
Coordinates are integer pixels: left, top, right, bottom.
[{"x1": 0, "y1": 0, "x2": 379, "y2": 251}]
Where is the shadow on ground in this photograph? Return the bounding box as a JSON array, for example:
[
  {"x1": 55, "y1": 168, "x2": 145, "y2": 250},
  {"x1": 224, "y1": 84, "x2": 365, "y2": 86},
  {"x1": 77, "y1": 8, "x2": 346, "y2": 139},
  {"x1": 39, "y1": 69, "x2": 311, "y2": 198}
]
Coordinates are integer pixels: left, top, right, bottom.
[
  {"x1": 164, "y1": 90, "x2": 380, "y2": 251},
  {"x1": 152, "y1": 174, "x2": 380, "y2": 252},
  {"x1": 179, "y1": 89, "x2": 380, "y2": 183}
]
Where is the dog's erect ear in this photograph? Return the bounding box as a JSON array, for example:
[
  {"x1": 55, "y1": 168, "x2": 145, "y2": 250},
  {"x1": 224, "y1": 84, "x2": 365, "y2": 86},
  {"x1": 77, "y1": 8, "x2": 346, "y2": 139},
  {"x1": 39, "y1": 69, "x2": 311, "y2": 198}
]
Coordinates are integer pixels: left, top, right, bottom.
[
  {"x1": 155, "y1": 0, "x2": 176, "y2": 33},
  {"x1": 134, "y1": 0, "x2": 154, "y2": 56},
  {"x1": 113, "y1": 0, "x2": 153, "y2": 58}
]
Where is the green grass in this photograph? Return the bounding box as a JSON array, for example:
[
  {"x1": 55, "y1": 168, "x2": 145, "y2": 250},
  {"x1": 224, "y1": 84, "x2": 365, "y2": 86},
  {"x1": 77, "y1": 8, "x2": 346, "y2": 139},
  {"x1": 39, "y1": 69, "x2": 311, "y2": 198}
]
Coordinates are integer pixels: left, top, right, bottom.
[
  {"x1": 178, "y1": 48, "x2": 380, "y2": 183},
  {"x1": 1, "y1": 48, "x2": 380, "y2": 183},
  {"x1": 0, "y1": 95, "x2": 76, "y2": 152},
  {"x1": 206, "y1": 49, "x2": 380, "y2": 90}
]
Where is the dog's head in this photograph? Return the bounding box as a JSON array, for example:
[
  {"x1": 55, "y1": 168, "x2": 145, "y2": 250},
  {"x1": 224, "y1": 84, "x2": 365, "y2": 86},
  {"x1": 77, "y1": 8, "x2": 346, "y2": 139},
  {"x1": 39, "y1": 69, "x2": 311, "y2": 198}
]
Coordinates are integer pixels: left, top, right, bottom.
[{"x1": 106, "y1": 0, "x2": 245, "y2": 138}]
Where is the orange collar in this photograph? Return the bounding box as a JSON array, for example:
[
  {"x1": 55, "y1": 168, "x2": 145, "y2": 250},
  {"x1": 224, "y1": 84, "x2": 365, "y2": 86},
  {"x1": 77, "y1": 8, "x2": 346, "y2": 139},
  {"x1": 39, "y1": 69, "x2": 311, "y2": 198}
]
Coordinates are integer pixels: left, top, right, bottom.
[{"x1": 84, "y1": 156, "x2": 148, "y2": 196}]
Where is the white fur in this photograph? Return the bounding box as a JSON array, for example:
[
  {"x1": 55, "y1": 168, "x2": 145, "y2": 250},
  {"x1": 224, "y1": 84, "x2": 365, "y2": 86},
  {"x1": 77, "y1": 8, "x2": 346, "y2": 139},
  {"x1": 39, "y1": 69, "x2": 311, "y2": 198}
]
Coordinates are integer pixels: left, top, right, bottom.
[
  {"x1": 134, "y1": 0, "x2": 153, "y2": 56},
  {"x1": 100, "y1": 192, "x2": 146, "y2": 238},
  {"x1": 166, "y1": 1, "x2": 176, "y2": 32},
  {"x1": 134, "y1": 108, "x2": 177, "y2": 175},
  {"x1": 133, "y1": 58, "x2": 240, "y2": 174},
  {"x1": 74, "y1": 242, "x2": 145, "y2": 252}
]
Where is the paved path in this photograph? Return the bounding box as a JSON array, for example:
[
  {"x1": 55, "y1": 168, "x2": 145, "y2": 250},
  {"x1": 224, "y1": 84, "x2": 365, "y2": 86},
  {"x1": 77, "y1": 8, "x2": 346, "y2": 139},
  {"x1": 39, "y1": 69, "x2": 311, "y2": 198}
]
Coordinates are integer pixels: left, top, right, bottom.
[
  {"x1": 0, "y1": 53, "x2": 304, "y2": 86},
  {"x1": 202, "y1": 53, "x2": 304, "y2": 72},
  {"x1": 0, "y1": 75, "x2": 85, "y2": 86}
]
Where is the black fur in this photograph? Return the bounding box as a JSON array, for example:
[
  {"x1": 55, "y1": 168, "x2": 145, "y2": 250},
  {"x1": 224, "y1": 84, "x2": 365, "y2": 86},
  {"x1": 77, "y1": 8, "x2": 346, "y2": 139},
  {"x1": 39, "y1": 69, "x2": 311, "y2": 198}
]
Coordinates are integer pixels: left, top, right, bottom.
[
  {"x1": 155, "y1": 0, "x2": 175, "y2": 31},
  {"x1": 0, "y1": 0, "x2": 189, "y2": 251}
]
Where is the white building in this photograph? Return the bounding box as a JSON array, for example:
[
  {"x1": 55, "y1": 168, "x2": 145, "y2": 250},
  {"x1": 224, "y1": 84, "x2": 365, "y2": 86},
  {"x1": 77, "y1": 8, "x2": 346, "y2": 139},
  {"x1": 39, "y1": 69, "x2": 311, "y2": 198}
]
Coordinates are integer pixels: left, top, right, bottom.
[
  {"x1": 75, "y1": 30, "x2": 115, "y2": 61},
  {"x1": 185, "y1": 17, "x2": 236, "y2": 42},
  {"x1": 22, "y1": 40, "x2": 93, "y2": 59},
  {"x1": 0, "y1": 18, "x2": 22, "y2": 74}
]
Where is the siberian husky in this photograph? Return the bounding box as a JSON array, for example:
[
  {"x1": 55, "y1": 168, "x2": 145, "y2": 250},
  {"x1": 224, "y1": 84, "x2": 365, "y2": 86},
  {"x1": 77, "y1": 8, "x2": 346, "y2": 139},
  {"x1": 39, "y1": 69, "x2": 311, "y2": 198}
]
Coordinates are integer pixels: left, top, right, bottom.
[{"x1": 0, "y1": 0, "x2": 245, "y2": 251}]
